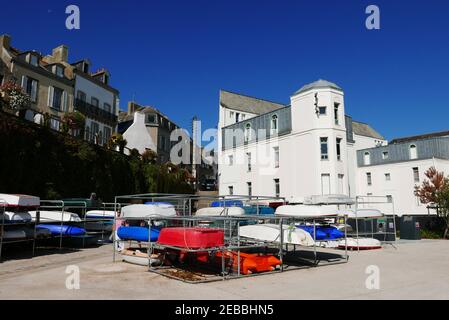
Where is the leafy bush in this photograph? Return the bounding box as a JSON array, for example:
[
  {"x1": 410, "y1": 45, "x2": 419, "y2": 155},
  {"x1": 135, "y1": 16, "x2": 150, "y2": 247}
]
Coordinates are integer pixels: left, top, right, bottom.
[{"x1": 0, "y1": 111, "x2": 193, "y2": 201}]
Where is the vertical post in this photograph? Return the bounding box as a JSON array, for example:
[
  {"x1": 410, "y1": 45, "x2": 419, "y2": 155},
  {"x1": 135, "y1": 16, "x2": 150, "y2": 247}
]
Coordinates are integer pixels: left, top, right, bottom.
[
  {"x1": 0, "y1": 203, "x2": 4, "y2": 261},
  {"x1": 148, "y1": 216, "x2": 152, "y2": 271},
  {"x1": 113, "y1": 197, "x2": 117, "y2": 263},
  {"x1": 355, "y1": 196, "x2": 360, "y2": 253},
  {"x1": 59, "y1": 204, "x2": 64, "y2": 250},
  {"x1": 237, "y1": 220, "x2": 241, "y2": 277},
  {"x1": 313, "y1": 218, "x2": 317, "y2": 266},
  {"x1": 344, "y1": 215, "x2": 348, "y2": 261},
  {"x1": 279, "y1": 217, "x2": 284, "y2": 272}
]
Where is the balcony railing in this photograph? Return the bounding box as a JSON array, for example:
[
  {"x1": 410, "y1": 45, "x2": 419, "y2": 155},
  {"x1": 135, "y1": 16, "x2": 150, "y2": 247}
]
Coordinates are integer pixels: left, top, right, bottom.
[{"x1": 74, "y1": 98, "x2": 118, "y2": 126}]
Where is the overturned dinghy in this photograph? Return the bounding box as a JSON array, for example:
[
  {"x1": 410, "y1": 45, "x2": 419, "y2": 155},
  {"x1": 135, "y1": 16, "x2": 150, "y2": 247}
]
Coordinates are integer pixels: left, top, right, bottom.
[
  {"x1": 0, "y1": 211, "x2": 32, "y2": 224},
  {"x1": 195, "y1": 207, "x2": 245, "y2": 217},
  {"x1": 338, "y1": 237, "x2": 382, "y2": 250},
  {"x1": 121, "y1": 203, "x2": 176, "y2": 219},
  {"x1": 86, "y1": 210, "x2": 116, "y2": 220},
  {"x1": 29, "y1": 211, "x2": 82, "y2": 223},
  {"x1": 0, "y1": 194, "x2": 40, "y2": 208},
  {"x1": 239, "y1": 224, "x2": 315, "y2": 246},
  {"x1": 121, "y1": 248, "x2": 163, "y2": 267},
  {"x1": 276, "y1": 205, "x2": 340, "y2": 217}
]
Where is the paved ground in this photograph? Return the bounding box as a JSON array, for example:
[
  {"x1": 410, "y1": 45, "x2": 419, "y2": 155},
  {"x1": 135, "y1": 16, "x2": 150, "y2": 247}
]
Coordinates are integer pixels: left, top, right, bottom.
[{"x1": 0, "y1": 240, "x2": 448, "y2": 300}]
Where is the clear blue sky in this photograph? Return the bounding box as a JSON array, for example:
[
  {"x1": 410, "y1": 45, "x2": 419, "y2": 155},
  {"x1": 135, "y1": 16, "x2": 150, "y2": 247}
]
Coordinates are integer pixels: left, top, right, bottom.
[{"x1": 1, "y1": 0, "x2": 449, "y2": 141}]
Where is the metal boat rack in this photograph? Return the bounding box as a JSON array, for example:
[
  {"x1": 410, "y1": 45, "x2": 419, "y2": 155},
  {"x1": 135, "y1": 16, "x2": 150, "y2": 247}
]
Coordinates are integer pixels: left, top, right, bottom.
[
  {"x1": 353, "y1": 195, "x2": 398, "y2": 249},
  {"x1": 112, "y1": 193, "x2": 350, "y2": 283},
  {"x1": 0, "y1": 199, "x2": 118, "y2": 261}
]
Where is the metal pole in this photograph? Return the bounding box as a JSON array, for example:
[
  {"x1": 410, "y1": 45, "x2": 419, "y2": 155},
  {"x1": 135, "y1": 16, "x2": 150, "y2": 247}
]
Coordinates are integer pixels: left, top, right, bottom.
[
  {"x1": 313, "y1": 218, "x2": 317, "y2": 266},
  {"x1": 279, "y1": 218, "x2": 284, "y2": 272}
]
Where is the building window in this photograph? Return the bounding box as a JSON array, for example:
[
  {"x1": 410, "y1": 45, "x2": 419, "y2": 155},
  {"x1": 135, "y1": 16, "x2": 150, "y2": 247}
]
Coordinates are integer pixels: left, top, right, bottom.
[
  {"x1": 364, "y1": 152, "x2": 371, "y2": 165},
  {"x1": 385, "y1": 173, "x2": 391, "y2": 181},
  {"x1": 387, "y1": 195, "x2": 393, "y2": 203},
  {"x1": 336, "y1": 138, "x2": 342, "y2": 161},
  {"x1": 228, "y1": 186, "x2": 234, "y2": 196},
  {"x1": 244, "y1": 123, "x2": 251, "y2": 142},
  {"x1": 104, "y1": 103, "x2": 111, "y2": 113},
  {"x1": 382, "y1": 151, "x2": 389, "y2": 160},
  {"x1": 242, "y1": 114, "x2": 246, "y2": 120},
  {"x1": 55, "y1": 66, "x2": 64, "y2": 78},
  {"x1": 247, "y1": 152, "x2": 252, "y2": 172},
  {"x1": 271, "y1": 115, "x2": 278, "y2": 134},
  {"x1": 147, "y1": 114, "x2": 156, "y2": 123},
  {"x1": 91, "y1": 122, "x2": 100, "y2": 144},
  {"x1": 366, "y1": 172, "x2": 372, "y2": 186},
  {"x1": 236, "y1": 112, "x2": 240, "y2": 123},
  {"x1": 318, "y1": 106, "x2": 327, "y2": 115},
  {"x1": 104, "y1": 127, "x2": 112, "y2": 144},
  {"x1": 22, "y1": 76, "x2": 38, "y2": 102},
  {"x1": 337, "y1": 174, "x2": 344, "y2": 194},
  {"x1": 274, "y1": 179, "x2": 280, "y2": 198},
  {"x1": 410, "y1": 145, "x2": 418, "y2": 159},
  {"x1": 274, "y1": 147, "x2": 280, "y2": 168},
  {"x1": 52, "y1": 87, "x2": 64, "y2": 110},
  {"x1": 230, "y1": 111, "x2": 234, "y2": 119},
  {"x1": 334, "y1": 103, "x2": 339, "y2": 125},
  {"x1": 228, "y1": 155, "x2": 234, "y2": 166},
  {"x1": 247, "y1": 182, "x2": 252, "y2": 197},
  {"x1": 413, "y1": 167, "x2": 420, "y2": 183},
  {"x1": 77, "y1": 90, "x2": 86, "y2": 102},
  {"x1": 50, "y1": 118, "x2": 60, "y2": 131},
  {"x1": 320, "y1": 137, "x2": 328, "y2": 160},
  {"x1": 91, "y1": 97, "x2": 99, "y2": 108},
  {"x1": 29, "y1": 54, "x2": 38, "y2": 67},
  {"x1": 321, "y1": 174, "x2": 331, "y2": 195}
]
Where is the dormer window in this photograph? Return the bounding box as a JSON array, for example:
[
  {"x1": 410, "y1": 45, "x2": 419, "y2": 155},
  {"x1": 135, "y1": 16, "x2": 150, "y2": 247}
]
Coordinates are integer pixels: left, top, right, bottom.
[
  {"x1": 271, "y1": 114, "x2": 278, "y2": 134},
  {"x1": 29, "y1": 54, "x2": 38, "y2": 67},
  {"x1": 244, "y1": 123, "x2": 251, "y2": 142},
  {"x1": 364, "y1": 151, "x2": 371, "y2": 165},
  {"x1": 147, "y1": 114, "x2": 156, "y2": 123},
  {"x1": 409, "y1": 145, "x2": 417, "y2": 159},
  {"x1": 54, "y1": 65, "x2": 64, "y2": 78}
]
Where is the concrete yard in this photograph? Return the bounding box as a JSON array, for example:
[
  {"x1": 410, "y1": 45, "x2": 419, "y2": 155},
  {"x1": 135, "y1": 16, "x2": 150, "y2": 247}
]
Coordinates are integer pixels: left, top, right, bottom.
[{"x1": 0, "y1": 240, "x2": 448, "y2": 300}]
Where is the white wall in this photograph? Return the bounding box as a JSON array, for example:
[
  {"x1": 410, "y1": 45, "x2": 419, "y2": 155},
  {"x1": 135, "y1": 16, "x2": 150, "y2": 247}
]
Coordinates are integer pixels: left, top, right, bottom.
[
  {"x1": 122, "y1": 112, "x2": 156, "y2": 155},
  {"x1": 75, "y1": 74, "x2": 118, "y2": 134},
  {"x1": 356, "y1": 158, "x2": 449, "y2": 215}
]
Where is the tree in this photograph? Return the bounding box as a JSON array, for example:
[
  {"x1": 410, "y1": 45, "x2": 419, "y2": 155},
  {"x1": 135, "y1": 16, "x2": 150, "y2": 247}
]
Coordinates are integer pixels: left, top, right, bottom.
[
  {"x1": 62, "y1": 111, "x2": 86, "y2": 137},
  {"x1": 414, "y1": 167, "x2": 449, "y2": 238},
  {"x1": 0, "y1": 81, "x2": 31, "y2": 112},
  {"x1": 141, "y1": 149, "x2": 158, "y2": 164}
]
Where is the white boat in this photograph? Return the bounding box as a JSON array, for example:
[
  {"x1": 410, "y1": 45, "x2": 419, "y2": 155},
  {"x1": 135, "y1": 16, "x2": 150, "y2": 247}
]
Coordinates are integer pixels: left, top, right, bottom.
[
  {"x1": 239, "y1": 224, "x2": 315, "y2": 246},
  {"x1": 0, "y1": 229, "x2": 27, "y2": 240},
  {"x1": 195, "y1": 207, "x2": 245, "y2": 217},
  {"x1": 0, "y1": 211, "x2": 32, "y2": 223},
  {"x1": 0, "y1": 194, "x2": 40, "y2": 207},
  {"x1": 121, "y1": 203, "x2": 176, "y2": 219},
  {"x1": 345, "y1": 209, "x2": 383, "y2": 219},
  {"x1": 28, "y1": 210, "x2": 82, "y2": 222},
  {"x1": 86, "y1": 210, "x2": 116, "y2": 219},
  {"x1": 276, "y1": 205, "x2": 341, "y2": 217},
  {"x1": 121, "y1": 248, "x2": 162, "y2": 266},
  {"x1": 304, "y1": 194, "x2": 355, "y2": 205},
  {"x1": 338, "y1": 237, "x2": 382, "y2": 250}
]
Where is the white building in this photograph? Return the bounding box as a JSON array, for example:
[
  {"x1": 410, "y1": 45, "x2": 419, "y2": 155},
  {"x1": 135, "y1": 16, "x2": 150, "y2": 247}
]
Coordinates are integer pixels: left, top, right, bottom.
[{"x1": 217, "y1": 80, "x2": 449, "y2": 216}]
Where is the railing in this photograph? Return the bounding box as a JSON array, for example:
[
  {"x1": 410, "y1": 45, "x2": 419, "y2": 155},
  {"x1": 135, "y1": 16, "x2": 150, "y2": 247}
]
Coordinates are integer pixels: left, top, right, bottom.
[{"x1": 74, "y1": 98, "x2": 118, "y2": 126}]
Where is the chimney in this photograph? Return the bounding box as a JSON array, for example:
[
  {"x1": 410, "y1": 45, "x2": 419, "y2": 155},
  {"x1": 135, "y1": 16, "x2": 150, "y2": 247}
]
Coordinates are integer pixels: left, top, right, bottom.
[
  {"x1": 52, "y1": 45, "x2": 69, "y2": 63},
  {"x1": 0, "y1": 34, "x2": 11, "y2": 49},
  {"x1": 128, "y1": 101, "x2": 138, "y2": 115}
]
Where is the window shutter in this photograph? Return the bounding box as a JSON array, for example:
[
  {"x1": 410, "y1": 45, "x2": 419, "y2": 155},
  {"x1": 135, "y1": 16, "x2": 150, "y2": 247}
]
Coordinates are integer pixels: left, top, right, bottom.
[
  {"x1": 31, "y1": 80, "x2": 38, "y2": 102},
  {"x1": 47, "y1": 86, "x2": 54, "y2": 107},
  {"x1": 21, "y1": 75, "x2": 27, "y2": 92},
  {"x1": 62, "y1": 91, "x2": 68, "y2": 112}
]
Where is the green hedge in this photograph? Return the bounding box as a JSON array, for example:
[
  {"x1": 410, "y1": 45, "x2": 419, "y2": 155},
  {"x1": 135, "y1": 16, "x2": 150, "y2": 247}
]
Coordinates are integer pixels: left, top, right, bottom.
[{"x1": 0, "y1": 111, "x2": 193, "y2": 201}]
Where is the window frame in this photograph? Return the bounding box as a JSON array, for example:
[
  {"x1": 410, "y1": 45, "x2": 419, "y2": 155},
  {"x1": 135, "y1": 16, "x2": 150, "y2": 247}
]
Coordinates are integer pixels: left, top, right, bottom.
[
  {"x1": 271, "y1": 114, "x2": 279, "y2": 134},
  {"x1": 320, "y1": 137, "x2": 329, "y2": 160},
  {"x1": 274, "y1": 179, "x2": 280, "y2": 198},
  {"x1": 366, "y1": 172, "x2": 372, "y2": 186},
  {"x1": 336, "y1": 138, "x2": 342, "y2": 161}
]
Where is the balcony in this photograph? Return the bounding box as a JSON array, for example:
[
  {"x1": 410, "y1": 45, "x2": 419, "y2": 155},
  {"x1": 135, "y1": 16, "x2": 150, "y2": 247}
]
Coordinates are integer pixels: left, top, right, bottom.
[{"x1": 74, "y1": 98, "x2": 118, "y2": 126}]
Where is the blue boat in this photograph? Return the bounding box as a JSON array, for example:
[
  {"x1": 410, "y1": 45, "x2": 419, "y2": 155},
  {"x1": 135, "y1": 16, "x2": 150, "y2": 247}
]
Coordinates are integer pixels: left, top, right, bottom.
[
  {"x1": 243, "y1": 206, "x2": 275, "y2": 215},
  {"x1": 144, "y1": 202, "x2": 174, "y2": 206},
  {"x1": 297, "y1": 226, "x2": 344, "y2": 240},
  {"x1": 210, "y1": 200, "x2": 244, "y2": 208},
  {"x1": 36, "y1": 224, "x2": 86, "y2": 236},
  {"x1": 117, "y1": 226, "x2": 160, "y2": 242}
]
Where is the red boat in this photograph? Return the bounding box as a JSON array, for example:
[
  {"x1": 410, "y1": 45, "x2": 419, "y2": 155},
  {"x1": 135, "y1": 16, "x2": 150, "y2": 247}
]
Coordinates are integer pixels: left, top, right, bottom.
[{"x1": 157, "y1": 227, "x2": 224, "y2": 249}]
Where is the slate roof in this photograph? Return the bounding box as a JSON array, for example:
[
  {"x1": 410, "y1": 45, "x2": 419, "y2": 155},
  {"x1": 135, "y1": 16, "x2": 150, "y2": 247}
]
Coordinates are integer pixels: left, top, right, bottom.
[
  {"x1": 352, "y1": 121, "x2": 385, "y2": 140},
  {"x1": 219, "y1": 90, "x2": 286, "y2": 115},
  {"x1": 390, "y1": 131, "x2": 449, "y2": 144}
]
